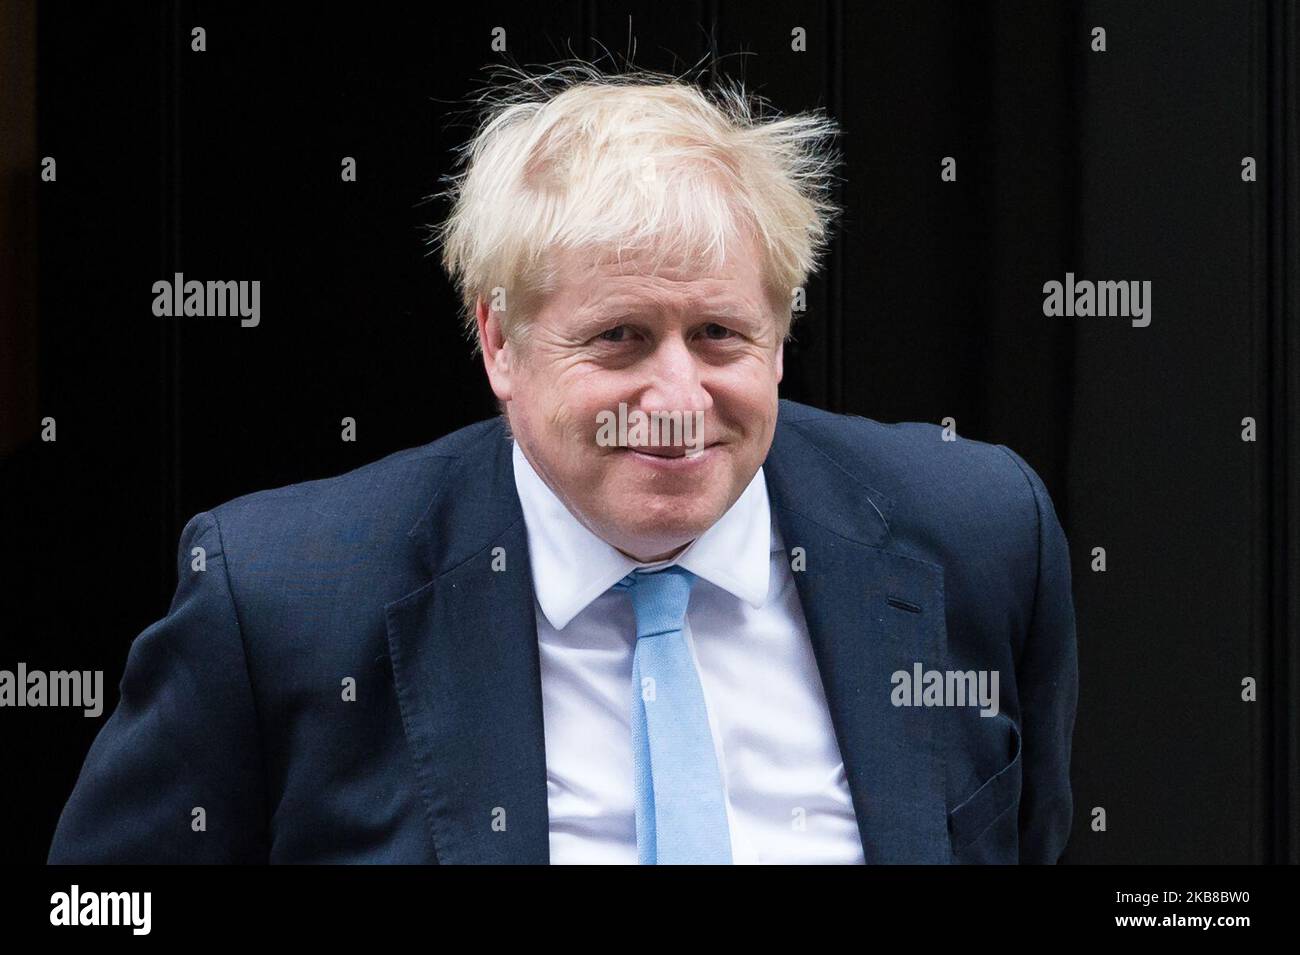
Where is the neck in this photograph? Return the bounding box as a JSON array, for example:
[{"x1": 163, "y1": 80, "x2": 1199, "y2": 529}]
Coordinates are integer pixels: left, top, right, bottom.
[{"x1": 618, "y1": 541, "x2": 690, "y2": 563}]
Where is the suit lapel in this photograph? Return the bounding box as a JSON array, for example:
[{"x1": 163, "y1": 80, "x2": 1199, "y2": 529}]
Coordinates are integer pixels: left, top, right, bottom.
[
  {"x1": 385, "y1": 420, "x2": 551, "y2": 863},
  {"x1": 764, "y1": 408, "x2": 952, "y2": 863}
]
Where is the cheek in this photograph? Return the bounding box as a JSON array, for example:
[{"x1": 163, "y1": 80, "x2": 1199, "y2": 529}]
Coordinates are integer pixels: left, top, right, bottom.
[
  {"x1": 513, "y1": 362, "x2": 579, "y2": 431},
  {"x1": 548, "y1": 375, "x2": 624, "y2": 436},
  {"x1": 714, "y1": 360, "x2": 780, "y2": 416},
  {"x1": 525, "y1": 392, "x2": 609, "y2": 467}
]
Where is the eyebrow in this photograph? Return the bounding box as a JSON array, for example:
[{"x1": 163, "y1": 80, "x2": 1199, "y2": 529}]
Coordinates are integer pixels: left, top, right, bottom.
[{"x1": 579, "y1": 302, "x2": 763, "y2": 329}]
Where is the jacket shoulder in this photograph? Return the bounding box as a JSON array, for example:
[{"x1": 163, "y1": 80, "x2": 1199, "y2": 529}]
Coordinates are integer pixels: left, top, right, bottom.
[
  {"x1": 206, "y1": 416, "x2": 498, "y2": 538},
  {"x1": 778, "y1": 399, "x2": 1042, "y2": 514}
]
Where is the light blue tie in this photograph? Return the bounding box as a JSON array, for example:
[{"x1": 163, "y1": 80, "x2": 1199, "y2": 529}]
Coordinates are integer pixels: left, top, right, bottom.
[{"x1": 614, "y1": 566, "x2": 733, "y2": 864}]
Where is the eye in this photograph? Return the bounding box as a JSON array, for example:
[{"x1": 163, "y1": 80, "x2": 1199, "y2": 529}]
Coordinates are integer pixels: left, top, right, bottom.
[
  {"x1": 598, "y1": 325, "x2": 630, "y2": 343},
  {"x1": 702, "y1": 322, "x2": 734, "y2": 340}
]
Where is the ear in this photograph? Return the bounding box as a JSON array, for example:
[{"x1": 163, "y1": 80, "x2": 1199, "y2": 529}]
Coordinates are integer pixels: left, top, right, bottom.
[
  {"x1": 775, "y1": 340, "x2": 784, "y2": 384},
  {"x1": 476, "y1": 296, "x2": 514, "y2": 402}
]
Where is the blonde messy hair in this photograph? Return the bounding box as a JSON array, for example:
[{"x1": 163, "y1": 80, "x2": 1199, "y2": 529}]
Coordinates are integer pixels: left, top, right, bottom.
[{"x1": 429, "y1": 60, "x2": 843, "y2": 353}]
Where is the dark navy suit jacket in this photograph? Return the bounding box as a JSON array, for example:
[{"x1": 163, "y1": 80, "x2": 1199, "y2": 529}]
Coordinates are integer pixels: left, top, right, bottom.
[{"x1": 48, "y1": 398, "x2": 1078, "y2": 864}]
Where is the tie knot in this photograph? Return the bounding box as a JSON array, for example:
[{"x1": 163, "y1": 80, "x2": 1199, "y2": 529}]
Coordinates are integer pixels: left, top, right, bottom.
[{"x1": 614, "y1": 566, "x2": 697, "y2": 639}]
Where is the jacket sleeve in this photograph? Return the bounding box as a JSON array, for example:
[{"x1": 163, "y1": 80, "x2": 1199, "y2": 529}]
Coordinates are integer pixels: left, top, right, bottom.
[
  {"x1": 997, "y1": 445, "x2": 1079, "y2": 864},
  {"x1": 47, "y1": 511, "x2": 270, "y2": 863}
]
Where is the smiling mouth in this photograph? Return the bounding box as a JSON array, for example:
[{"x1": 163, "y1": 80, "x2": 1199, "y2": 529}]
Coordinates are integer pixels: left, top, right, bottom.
[{"x1": 623, "y1": 442, "x2": 718, "y2": 459}]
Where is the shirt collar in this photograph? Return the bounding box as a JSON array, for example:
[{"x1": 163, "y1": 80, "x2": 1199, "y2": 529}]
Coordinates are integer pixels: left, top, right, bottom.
[{"x1": 511, "y1": 439, "x2": 775, "y2": 631}]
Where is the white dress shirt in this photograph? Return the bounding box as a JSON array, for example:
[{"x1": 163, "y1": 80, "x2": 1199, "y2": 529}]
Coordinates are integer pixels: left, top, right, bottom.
[{"x1": 512, "y1": 440, "x2": 865, "y2": 864}]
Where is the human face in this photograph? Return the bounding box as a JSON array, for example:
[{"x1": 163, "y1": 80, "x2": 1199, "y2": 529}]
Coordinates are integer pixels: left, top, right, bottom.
[{"x1": 477, "y1": 231, "x2": 784, "y2": 562}]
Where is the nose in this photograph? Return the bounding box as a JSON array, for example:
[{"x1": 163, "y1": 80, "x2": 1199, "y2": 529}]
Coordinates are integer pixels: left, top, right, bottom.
[{"x1": 638, "y1": 333, "x2": 712, "y2": 417}]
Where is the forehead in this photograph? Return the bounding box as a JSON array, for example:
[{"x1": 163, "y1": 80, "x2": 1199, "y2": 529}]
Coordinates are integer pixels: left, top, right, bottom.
[{"x1": 545, "y1": 230, "x2": 766, "y2": 302}]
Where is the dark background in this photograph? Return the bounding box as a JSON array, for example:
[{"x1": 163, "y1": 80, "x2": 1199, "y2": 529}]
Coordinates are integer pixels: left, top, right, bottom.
[{"x1": 1, "y1": 0, "x2": 1296, "y2": 865}]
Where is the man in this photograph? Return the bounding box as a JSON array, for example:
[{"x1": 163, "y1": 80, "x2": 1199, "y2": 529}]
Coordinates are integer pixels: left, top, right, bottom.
[{"x1": 48, "y1": 64, "x2": 1077, "y2": 864}]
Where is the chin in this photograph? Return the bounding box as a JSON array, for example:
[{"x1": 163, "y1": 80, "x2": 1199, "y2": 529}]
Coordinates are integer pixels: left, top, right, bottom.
[{"x1": 619, "y1": 501, "x2": 719, "y2": 543}]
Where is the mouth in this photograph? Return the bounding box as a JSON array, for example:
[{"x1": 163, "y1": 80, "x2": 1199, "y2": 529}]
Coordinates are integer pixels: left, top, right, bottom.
[
  {"x1": 619, "y1": 442, "x2": 721, "y2": 469},
  {"x1": 621, "y1": 441, "x2": 718, "y2": 459}
]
